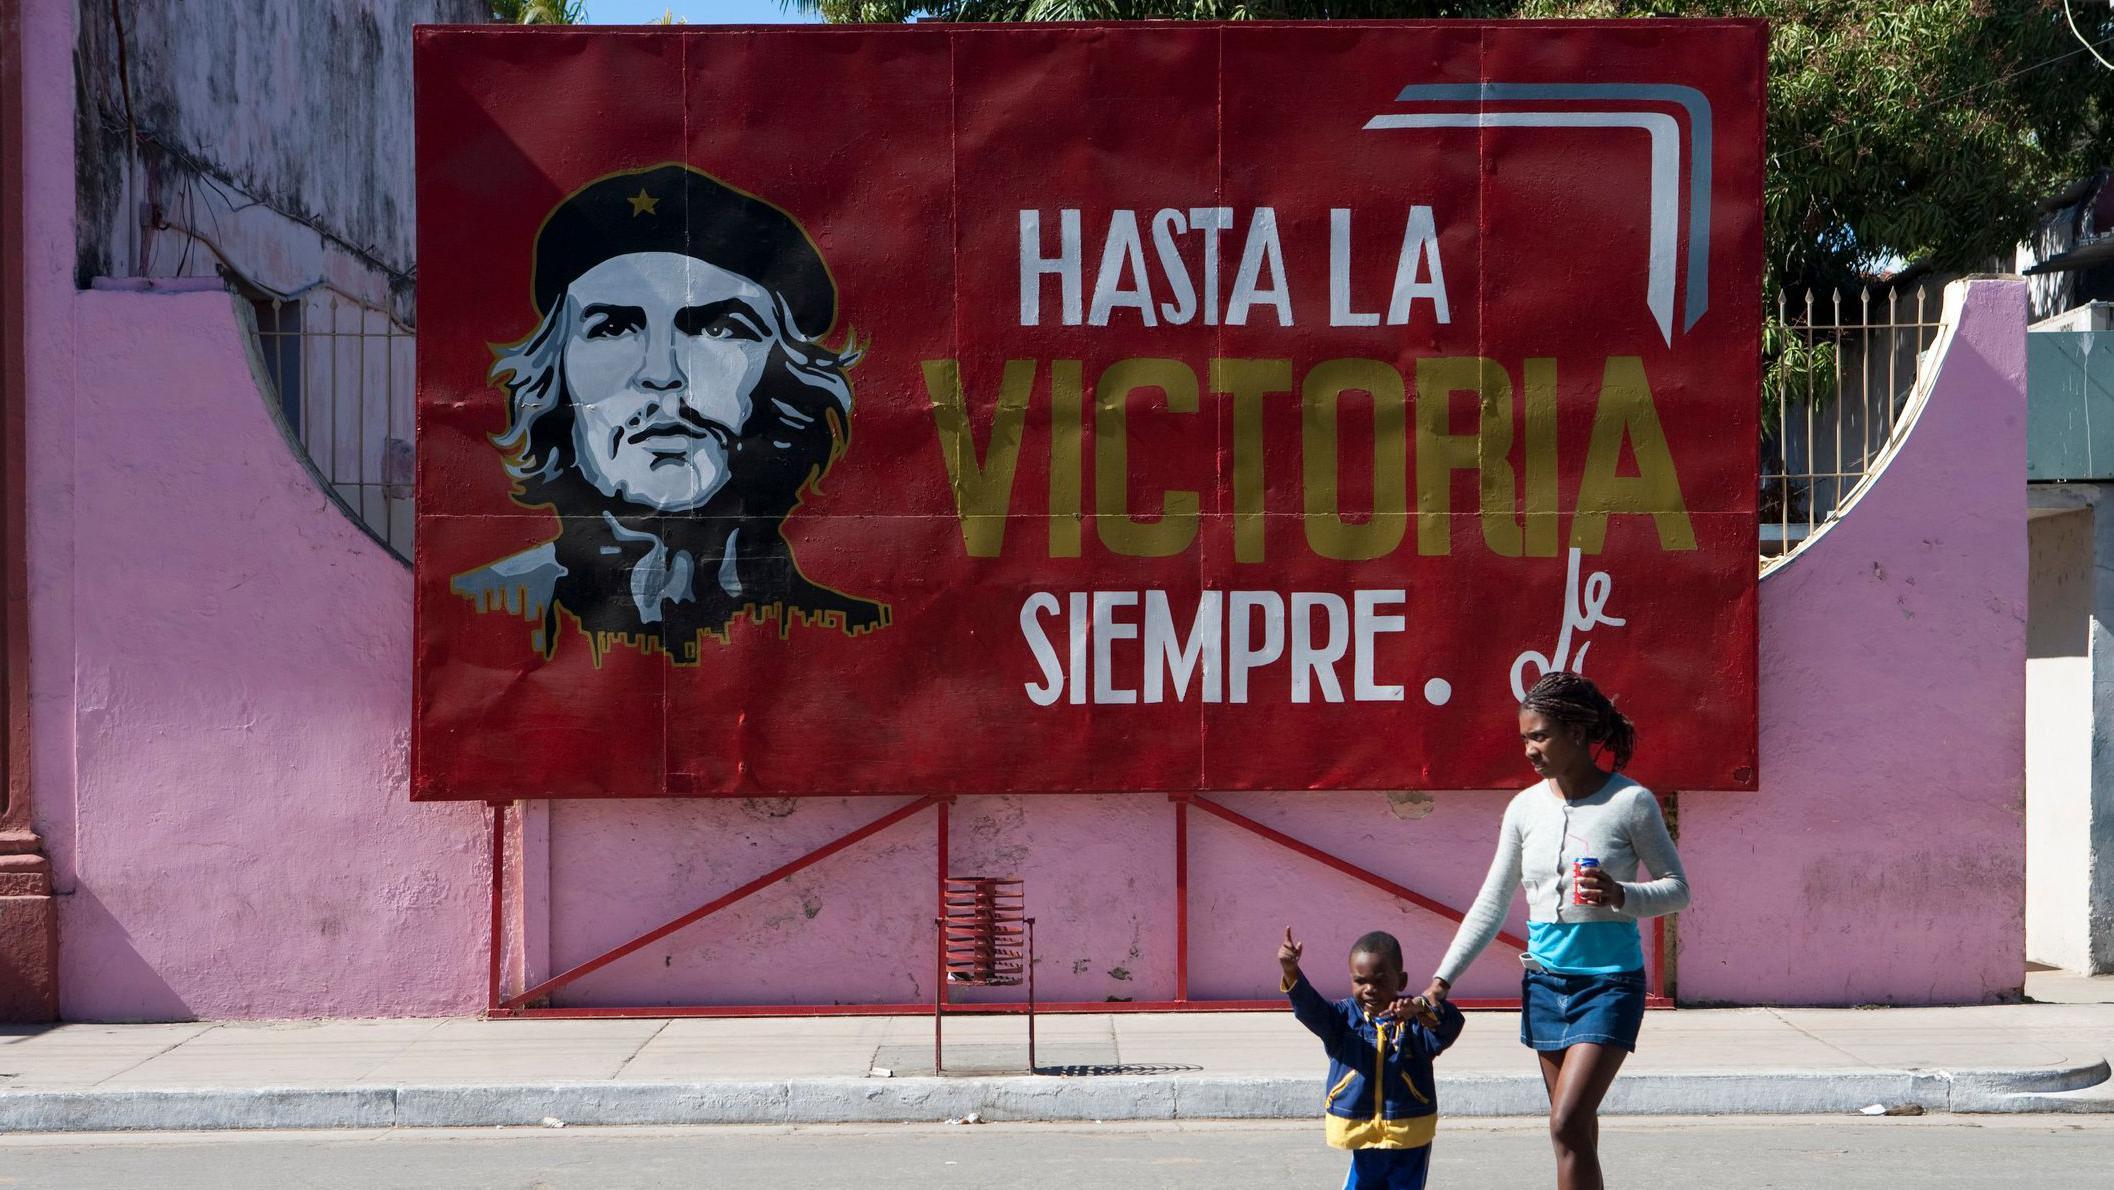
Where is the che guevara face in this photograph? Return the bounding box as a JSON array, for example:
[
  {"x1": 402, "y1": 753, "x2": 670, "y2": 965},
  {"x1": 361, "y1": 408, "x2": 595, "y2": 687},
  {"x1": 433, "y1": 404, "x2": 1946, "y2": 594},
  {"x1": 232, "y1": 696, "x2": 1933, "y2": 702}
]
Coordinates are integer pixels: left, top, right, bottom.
[{"x1": 562, "y1": 250, "x2": 778, "y2": 513}]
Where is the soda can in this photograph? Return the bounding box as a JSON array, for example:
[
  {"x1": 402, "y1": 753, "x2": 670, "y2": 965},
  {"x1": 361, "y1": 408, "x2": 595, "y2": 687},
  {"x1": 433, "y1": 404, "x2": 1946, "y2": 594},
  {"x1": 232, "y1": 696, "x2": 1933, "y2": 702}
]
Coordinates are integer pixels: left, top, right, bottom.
[{"x1": 1571, "y1": 856, "x2": 1600, "y2": 905}]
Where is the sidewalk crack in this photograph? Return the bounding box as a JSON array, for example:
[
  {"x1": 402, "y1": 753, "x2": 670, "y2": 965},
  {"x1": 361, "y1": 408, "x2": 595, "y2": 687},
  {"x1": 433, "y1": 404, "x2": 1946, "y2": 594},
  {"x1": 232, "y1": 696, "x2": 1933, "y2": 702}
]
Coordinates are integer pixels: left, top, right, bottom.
[
  {"x1": 350, "y1": 1019, "x2": 447, "y2": 1083},
  {"x1": 1763, "y1": 1008, "x2": 1873, "y2": 1067},
  {"x1": 611, "y1": 1019, "x2": 673, "y2": 1080},
  {"x1": 95, "y1": 1024, "x2": 220, "y2": 1086}
]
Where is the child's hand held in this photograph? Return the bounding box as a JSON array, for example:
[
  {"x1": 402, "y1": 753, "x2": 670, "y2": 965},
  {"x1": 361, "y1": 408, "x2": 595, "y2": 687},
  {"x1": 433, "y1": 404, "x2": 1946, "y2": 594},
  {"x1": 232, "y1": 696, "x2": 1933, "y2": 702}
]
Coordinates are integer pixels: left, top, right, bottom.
[{"x1": 1378, "y1": 994, "x2": 1438, "y2": 1026}]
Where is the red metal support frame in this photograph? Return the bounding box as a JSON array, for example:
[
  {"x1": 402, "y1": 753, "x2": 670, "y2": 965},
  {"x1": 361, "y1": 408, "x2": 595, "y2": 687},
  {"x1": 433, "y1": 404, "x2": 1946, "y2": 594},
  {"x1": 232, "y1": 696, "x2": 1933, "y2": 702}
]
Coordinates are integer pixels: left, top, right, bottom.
[
  {"x1": 1172, "y1": 795, "x2": 1189, "y2": 1002},
  {"x1": 933, "y1": 799, "x2": 948, "y2": 1070},
  {"x1": 1650, "y1": 915, "x2": 1670, "y2": 1009},
  {"x1": 1025, "y1": 917, "x2": 1036, "y2": 1069},
  {"x1": 1187, "y1": 795, "x2": 1529, "y2": 953},
  {"x1": 935, "y1": 797, "x2": 950, "y2": 924},
  {"x1": 487, "y1": 802, "x2": 505, "y2": 1013},
  {"x1": 931, "y1": 909, "x2": 943, "y2": 1071},
  {"x1": 485, "y1": 789, "x2": 1671, "y2": 1016},
  {"x1": 497, "y1": 795, "x2": 938, "y2": 1013}
]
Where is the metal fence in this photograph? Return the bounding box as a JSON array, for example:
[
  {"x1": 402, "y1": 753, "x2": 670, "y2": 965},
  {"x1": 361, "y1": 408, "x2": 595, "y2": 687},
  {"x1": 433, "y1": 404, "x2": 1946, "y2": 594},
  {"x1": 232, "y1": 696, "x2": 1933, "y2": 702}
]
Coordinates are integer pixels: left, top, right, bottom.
[
  {"x1": 1761, "y1": 284, "x2": 1945, "y2": 561},
  {"x1": 244, "y1": 284, "x2": 1944, "y2": 570},
  {"x1": 252, "y1": 295, "x2": 416, "y2": 561}
]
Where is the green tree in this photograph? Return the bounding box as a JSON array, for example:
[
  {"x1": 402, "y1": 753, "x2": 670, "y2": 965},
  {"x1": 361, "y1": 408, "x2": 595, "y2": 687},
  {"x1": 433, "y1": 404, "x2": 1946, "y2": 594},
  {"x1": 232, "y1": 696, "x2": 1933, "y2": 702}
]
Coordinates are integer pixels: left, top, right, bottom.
[
  {"x1": 788, "y1": 0, "x2": 2114, "y2": 296},
  {"x1": 490, "y1": 0, "x2": 585, "y2": 23}
]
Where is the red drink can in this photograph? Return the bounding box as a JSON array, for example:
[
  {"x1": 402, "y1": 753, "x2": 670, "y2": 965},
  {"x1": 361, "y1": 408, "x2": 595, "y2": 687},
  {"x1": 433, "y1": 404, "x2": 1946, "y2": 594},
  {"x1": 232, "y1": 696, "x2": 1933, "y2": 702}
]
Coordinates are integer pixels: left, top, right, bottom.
[{"x1": 1571, "y1": 857, "x2": 1600, "y2": 905}]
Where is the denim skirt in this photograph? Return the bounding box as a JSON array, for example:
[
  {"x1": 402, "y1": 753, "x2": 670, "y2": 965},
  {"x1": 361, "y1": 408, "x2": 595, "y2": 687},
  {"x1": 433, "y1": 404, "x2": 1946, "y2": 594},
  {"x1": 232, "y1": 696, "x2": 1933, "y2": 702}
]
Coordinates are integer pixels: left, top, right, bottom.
[{"x1": 1519, "y1": 968, "x2": 1647, "y2": 1052}]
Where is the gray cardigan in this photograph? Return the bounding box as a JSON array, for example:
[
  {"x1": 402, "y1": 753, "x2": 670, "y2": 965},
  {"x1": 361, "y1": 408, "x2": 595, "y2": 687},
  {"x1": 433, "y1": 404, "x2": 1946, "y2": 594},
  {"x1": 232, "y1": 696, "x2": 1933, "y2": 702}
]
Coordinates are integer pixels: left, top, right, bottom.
[{"x1": 1434, "y1": 775, "x2": 1689, "y2": 985}]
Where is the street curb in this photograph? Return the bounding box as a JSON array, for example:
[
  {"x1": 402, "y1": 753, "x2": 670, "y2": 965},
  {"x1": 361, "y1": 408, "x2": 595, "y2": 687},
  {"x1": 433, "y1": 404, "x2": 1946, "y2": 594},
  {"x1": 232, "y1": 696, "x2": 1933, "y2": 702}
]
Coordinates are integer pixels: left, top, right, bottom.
[
  {"x1": 0, "y1": 1062, "x2": 2106, "y2": 1133},
  {"x1": 0, "y1": 1088, "x2": 396, "y2": 1133},
  {"x1": 1947, "y1": 1059, "x2": 2114, "y2": 1113}
]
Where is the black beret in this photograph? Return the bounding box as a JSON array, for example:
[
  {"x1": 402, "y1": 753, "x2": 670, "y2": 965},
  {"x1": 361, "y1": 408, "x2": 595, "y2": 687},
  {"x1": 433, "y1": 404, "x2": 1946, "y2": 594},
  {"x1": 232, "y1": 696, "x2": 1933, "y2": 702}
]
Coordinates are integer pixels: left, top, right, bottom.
[{"x1": 531, "y1": 163, "x2": 836, "y2": 338}]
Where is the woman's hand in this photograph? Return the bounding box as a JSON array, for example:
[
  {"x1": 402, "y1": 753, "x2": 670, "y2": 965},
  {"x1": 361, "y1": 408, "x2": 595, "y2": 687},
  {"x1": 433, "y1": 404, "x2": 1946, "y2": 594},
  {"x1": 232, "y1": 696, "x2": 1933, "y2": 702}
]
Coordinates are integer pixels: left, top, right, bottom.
[
  {"x1": 1382, "y1": 993, "x2": 1441, "y2": 1027},
  {"x1": 1384, "y1": 979, "x2": 1449, "y2": 1024},
  {"x1": 1574, "y1": 866, "x2": 1627, "y2": 909}
]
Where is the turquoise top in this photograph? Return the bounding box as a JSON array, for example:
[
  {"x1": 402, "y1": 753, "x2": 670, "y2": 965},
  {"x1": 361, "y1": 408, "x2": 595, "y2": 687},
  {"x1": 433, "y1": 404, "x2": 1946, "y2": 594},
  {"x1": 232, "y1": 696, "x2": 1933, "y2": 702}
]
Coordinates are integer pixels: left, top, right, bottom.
[{"x1": 1527, "y1": 920, "x2": 1643, "y2": 975}]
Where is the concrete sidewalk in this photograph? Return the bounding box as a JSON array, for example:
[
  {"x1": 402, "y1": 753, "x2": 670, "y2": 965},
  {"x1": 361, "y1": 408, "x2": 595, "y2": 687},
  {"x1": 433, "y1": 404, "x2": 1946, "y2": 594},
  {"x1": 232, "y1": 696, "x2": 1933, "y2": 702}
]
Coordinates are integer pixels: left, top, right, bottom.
[{"x1": 3, "y1": 973, "x2": 2111, "y2": 1133}]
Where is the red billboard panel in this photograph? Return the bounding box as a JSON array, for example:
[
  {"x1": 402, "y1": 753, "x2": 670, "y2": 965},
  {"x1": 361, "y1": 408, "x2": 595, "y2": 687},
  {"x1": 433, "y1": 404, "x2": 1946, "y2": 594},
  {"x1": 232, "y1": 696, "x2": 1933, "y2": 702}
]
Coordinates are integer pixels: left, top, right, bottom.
[{"x1": 413, "y1": 21, "x2": 1764, "y2": 800}]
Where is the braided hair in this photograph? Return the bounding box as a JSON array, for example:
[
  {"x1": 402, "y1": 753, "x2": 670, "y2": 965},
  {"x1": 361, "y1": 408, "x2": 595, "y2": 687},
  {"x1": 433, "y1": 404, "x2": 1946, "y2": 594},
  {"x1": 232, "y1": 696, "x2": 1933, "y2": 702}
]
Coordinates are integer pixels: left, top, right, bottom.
[{"x1": 1520, "y1": 671, "x2": 1636, "y2": 772}]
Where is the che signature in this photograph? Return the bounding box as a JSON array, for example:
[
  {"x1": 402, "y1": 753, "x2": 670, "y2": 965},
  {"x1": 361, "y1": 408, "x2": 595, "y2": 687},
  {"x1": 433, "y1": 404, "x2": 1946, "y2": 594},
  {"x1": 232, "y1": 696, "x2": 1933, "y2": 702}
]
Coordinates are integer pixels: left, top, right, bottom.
[{"x1": 1509, "y1": 548, "x2": 1625, "y2": 701}]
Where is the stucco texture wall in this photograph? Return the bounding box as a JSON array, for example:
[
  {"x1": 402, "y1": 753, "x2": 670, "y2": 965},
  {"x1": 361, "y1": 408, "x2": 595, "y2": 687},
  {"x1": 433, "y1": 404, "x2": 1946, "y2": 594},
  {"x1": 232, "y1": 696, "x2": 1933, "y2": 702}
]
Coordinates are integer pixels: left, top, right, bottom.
[
  {"x1": 23, "y1": 0, "x2": 489, "y2": 1020},
  {"x1": 43, "y1": 290, "x2": 490, "y2": 1019},
  {"x1": 2025, "y1": 508, "x2": 2092, "y2": 973},
  {"x1": 1676, "y1": 279, "x2": 2029, "y2": 1006}
]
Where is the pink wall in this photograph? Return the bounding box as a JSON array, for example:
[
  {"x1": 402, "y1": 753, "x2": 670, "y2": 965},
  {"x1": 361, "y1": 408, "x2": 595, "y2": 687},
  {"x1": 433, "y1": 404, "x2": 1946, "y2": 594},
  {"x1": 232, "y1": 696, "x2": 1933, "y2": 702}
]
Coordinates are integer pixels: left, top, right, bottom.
[
  {"x1": 21, "y1": 0, "x2": 2027, "y2": 1018},
  {"x1": 21, "y1": 0, "x2": 489, "y2": 1020},
  {"x1": 1678, "y1": 279, "x2": 2029, "y2": 1005},
  {"x1": 538, "y1": 790, "x2": 1525, "y2": 1008}
]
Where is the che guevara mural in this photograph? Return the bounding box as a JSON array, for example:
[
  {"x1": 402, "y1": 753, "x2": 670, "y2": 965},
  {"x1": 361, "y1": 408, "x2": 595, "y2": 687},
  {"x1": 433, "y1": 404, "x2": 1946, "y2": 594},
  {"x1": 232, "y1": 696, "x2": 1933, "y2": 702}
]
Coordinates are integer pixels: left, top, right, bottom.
[
  {"x1": 451, "y1": 164, "x2": 888, "y2": 663},
  {"x1": 412, "y1": 22, "x2": 1764, "y2": 800}
]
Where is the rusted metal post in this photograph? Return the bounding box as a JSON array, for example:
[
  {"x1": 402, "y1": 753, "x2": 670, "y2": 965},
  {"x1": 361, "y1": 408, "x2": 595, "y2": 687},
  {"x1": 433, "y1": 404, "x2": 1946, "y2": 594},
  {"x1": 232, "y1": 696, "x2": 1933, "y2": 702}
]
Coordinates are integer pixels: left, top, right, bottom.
[
  {"x1": 1173, "y1": 795, "x2": 1189, "y2": 1003},
  {"x1": 1018, "y1": 917, "x2": 1027, "y2": 1073},
  {"x1": 934, "y1": 799, "x2": 948, "y2": 1073},
  {"x1": 933, "y1": 914, "x2": 945, "y2": 1074},
  {"x1": 487, "y1": 801, "x2": 505, "y2": 1014},
  {"x1": 935, "y1": 799, "x2": 949, "y2": 935}
]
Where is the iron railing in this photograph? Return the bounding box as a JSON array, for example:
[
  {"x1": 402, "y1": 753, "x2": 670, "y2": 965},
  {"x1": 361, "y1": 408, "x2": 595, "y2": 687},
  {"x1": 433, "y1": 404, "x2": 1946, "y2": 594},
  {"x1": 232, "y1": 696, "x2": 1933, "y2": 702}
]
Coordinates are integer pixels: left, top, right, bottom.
[
  {"x1": 1761, "y1": 284, "x2": 1945, "y2": 562},
  {"x1": 252, "y1": 295, "x2": 416, "y2": 561}
]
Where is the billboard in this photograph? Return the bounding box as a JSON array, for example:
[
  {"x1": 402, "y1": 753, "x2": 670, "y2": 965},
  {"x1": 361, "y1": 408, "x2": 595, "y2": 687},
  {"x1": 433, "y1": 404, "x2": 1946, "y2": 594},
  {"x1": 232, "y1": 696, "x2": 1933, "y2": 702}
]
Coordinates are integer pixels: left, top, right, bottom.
[{"x1": 413, "y1": 21, "x2": 1764, "y2": 800}]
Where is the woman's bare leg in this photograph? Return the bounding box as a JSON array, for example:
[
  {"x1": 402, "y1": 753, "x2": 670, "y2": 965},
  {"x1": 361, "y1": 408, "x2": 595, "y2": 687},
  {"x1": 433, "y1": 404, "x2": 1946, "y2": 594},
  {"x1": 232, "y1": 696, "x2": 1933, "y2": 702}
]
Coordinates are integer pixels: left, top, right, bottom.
[
  {"x1": 1545, "y1": 1042, "x2": 1628, "y2": 1190},
  {"x1": 1536, "y1": 1047, "x2": 1565, "y2": 1099}
]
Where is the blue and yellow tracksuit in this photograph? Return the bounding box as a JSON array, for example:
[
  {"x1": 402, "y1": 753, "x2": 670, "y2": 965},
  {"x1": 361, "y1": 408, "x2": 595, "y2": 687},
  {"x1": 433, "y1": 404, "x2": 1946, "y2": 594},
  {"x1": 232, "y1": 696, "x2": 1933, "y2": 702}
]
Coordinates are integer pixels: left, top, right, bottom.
[{"x1": 1283, "y1": 970, "x2": 1466, "y2": 1190}]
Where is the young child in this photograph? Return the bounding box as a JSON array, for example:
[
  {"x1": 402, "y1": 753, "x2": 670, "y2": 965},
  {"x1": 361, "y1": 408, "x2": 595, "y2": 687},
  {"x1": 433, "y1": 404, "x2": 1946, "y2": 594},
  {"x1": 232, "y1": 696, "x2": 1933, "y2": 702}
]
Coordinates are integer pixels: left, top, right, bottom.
[{"x1": 1279, "y1": 926, "x2": 1465, "y2": 1190}]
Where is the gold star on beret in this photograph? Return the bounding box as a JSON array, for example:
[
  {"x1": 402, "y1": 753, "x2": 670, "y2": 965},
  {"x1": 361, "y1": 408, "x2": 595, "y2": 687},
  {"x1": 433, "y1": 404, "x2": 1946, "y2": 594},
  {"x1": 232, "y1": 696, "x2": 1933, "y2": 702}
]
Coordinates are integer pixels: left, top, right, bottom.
[{"x1": 627, "y1": 188, "x2": 659, "y2": 217}]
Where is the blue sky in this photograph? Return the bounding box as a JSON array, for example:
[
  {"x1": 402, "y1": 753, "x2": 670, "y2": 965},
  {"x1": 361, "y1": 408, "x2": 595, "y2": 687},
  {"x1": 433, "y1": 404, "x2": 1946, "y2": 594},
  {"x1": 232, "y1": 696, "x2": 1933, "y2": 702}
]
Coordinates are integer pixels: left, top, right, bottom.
[{"x1": 580, "y1": 0, "x2": 823, "y2": 23}]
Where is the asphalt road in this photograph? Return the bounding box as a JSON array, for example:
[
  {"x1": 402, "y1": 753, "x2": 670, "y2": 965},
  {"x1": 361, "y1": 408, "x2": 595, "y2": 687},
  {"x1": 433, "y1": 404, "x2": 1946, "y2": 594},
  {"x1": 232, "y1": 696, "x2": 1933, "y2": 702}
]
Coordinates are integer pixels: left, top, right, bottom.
[{"x1": 0, "y1": 1116, "x2": 2107, "y2": 1189}]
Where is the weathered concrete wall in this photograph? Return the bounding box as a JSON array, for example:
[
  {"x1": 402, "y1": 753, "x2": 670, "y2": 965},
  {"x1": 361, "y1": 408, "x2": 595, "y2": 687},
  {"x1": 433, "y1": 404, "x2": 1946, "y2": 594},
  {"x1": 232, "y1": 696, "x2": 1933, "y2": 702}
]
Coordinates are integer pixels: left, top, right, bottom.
[
  {"x1": 73, "y1": 0, "x2": 483, "y2": 311},
  {"x1": 2026, "y1": 505, "x2": 2094, "y2": 972},
  {"x1": 2021, "y1": 480, "x2": 2114, "y2": 976},
  {"x1": 23, "y1": 2, "x2": 2035, "y2": 1016}
]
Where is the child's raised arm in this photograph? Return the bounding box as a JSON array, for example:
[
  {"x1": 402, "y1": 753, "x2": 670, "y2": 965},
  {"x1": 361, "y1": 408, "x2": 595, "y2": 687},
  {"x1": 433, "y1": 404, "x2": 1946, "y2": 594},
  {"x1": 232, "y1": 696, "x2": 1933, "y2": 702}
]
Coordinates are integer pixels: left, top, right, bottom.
[{"x1": 1278, "y1": 927, "x2": 1347, "y2": 1047}]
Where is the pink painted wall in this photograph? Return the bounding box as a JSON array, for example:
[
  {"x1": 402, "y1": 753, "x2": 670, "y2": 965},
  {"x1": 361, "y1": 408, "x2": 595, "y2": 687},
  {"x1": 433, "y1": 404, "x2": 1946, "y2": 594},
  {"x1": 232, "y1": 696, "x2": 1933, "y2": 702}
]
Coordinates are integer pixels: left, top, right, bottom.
[
  {"x1": 20, "y1": 0, "x2": 2027, "y2": 1018},
  {"x1": 1678, "y1": 278, "x2": 2029, "y2": 1006},
  {"x1": 20, "y1": 0, "x2": 489, "y2": 1020}
]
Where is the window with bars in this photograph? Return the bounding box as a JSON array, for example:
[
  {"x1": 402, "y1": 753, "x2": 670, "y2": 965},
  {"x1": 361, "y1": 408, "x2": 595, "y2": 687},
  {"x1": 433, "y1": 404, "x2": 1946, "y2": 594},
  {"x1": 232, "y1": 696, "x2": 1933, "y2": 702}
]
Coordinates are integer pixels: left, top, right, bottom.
[{"x1": 249, "y1": 293, "x2": 417, "y2": 562}]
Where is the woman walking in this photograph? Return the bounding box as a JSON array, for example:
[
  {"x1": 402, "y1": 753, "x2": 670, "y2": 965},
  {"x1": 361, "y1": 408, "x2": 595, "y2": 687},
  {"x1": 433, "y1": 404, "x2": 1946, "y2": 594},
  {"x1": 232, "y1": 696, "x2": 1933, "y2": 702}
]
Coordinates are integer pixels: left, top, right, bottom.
[{"x1": 1413, "y1": 671, "x2": 1689, "y2": 1190}]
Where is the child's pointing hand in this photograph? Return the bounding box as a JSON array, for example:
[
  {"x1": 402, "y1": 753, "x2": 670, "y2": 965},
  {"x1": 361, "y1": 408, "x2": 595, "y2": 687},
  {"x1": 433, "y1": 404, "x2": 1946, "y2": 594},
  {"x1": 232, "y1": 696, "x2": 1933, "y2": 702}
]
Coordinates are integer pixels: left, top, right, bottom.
[{"x1": 1277, "y1": 927, "x2": 1303, "y2": 978}]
